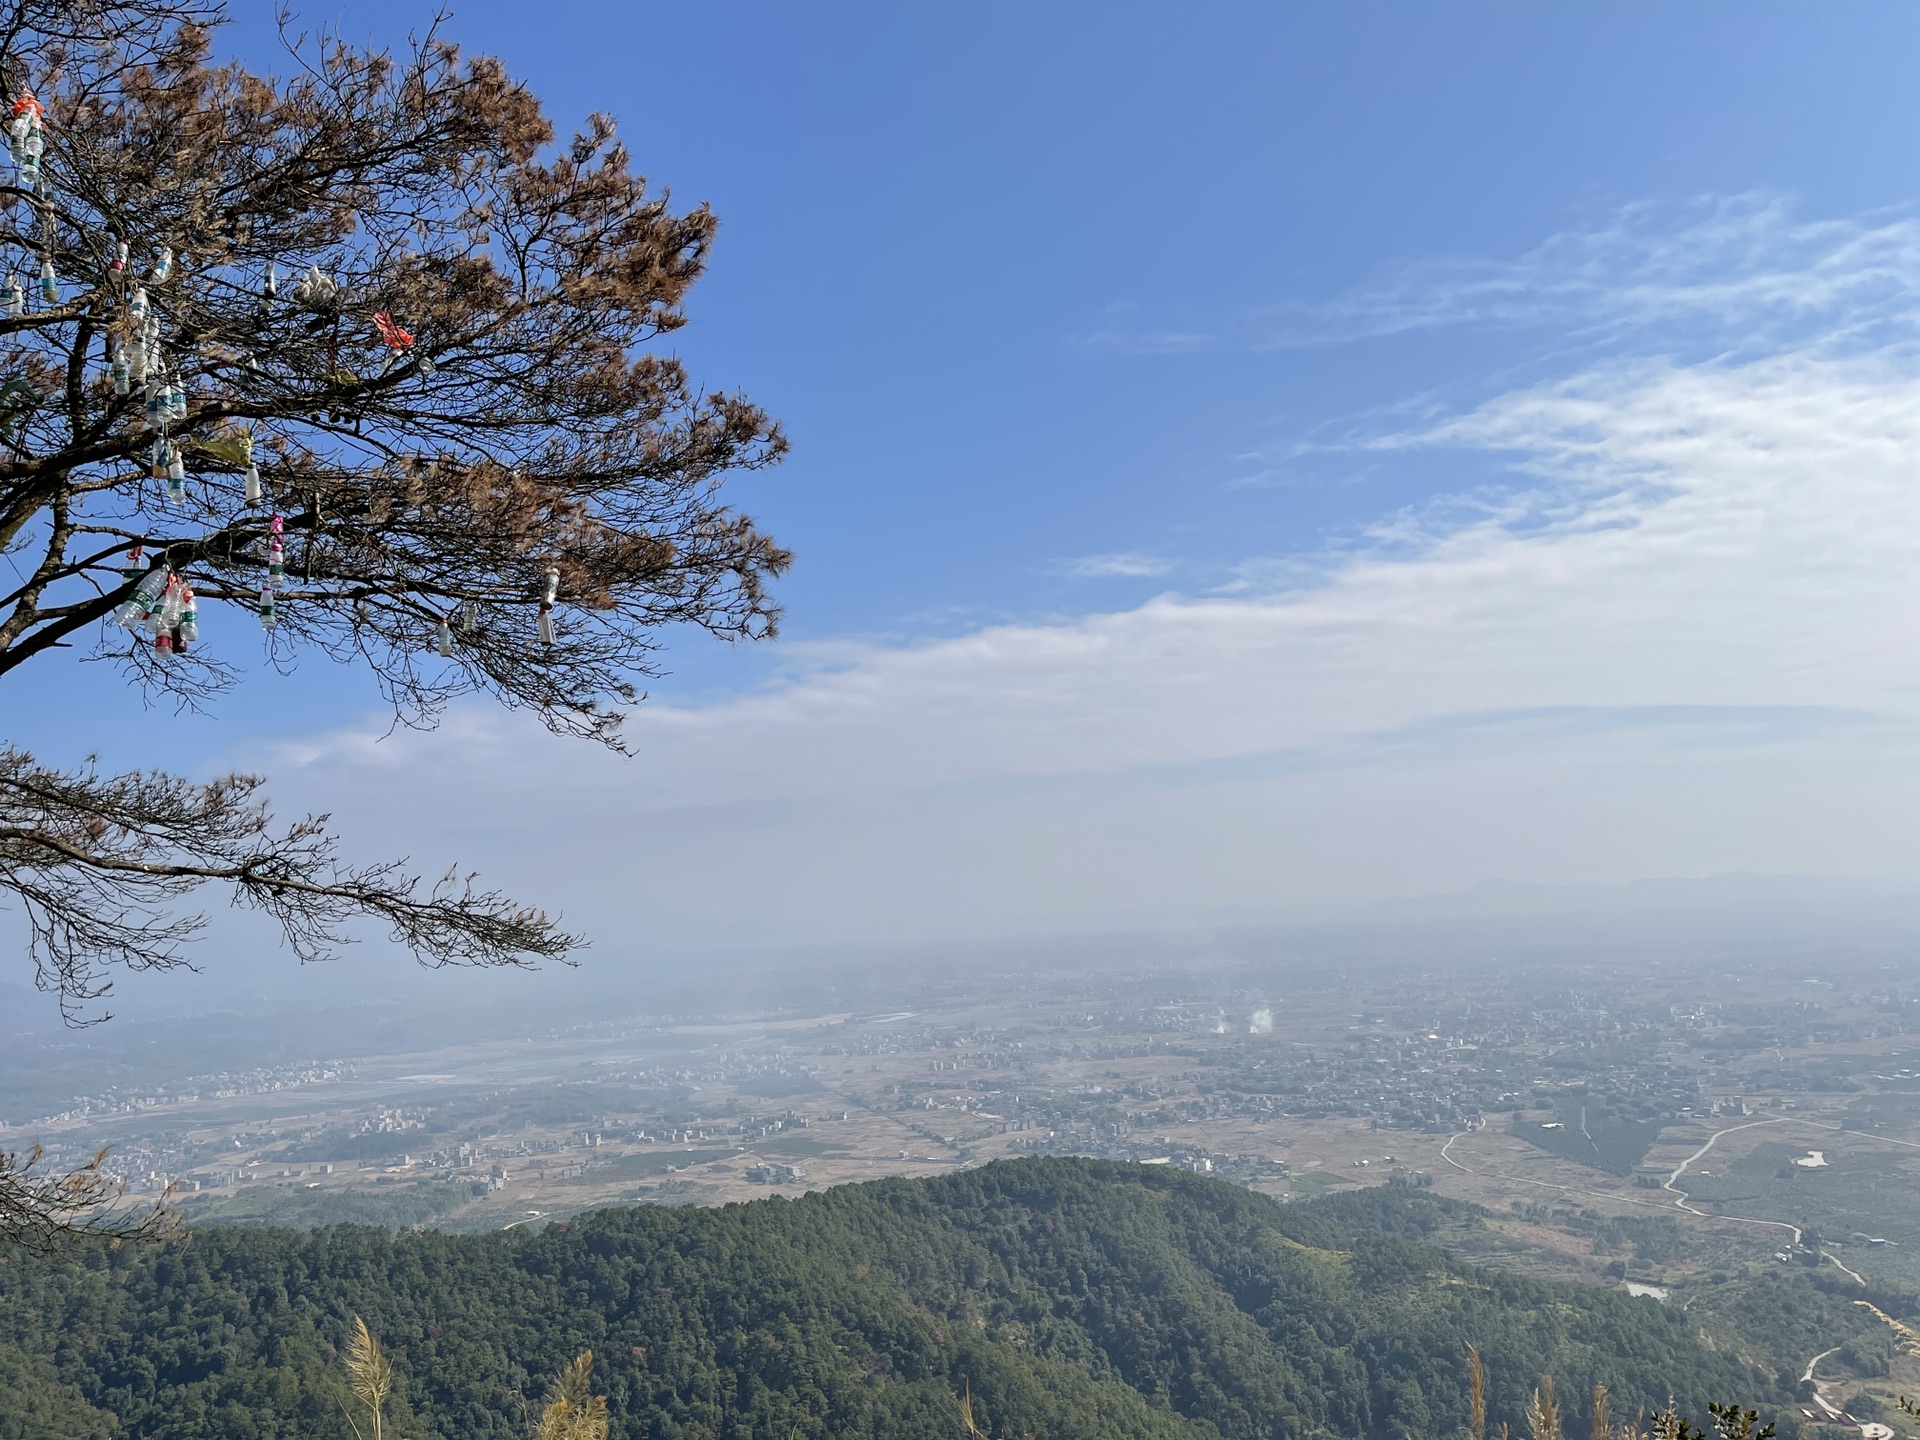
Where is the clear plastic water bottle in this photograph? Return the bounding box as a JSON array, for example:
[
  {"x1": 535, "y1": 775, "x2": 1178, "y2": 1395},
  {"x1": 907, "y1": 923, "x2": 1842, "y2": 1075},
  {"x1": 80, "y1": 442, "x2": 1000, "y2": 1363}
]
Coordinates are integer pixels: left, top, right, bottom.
[
  {"x1": 37, "y1": 257, "x2": 54, "y2": 304},
  {"x1": 167, "y1": 380, "x2": 186, "y2": 422},
  {"x1": 435, "y1": 616, "x2": 453, "y2": 657},
  {"x1": 4, "y1": 275, "x2": 19, "y2": 317},
  {"x1": 110, "y1": 343, "x2": 129, "y2": 395},
  {"x1": 158, "y1": 575, "x2": 185, "y2": 629},
  {"x1": 148, "y1": 437, "x2": 167, "y2": 480},
  {"x1": 245, "y1": 462, "x2": 262, "y2": 506},
  {"x1": 129, "y1": 286, "x2": 148, "y2": 324},
  {"x1": 152, "y1": 247, "x2": 173, "y2": 282},
  {"x1": 115, "y1": 566, "x2": 169, "y2": 628},
  {"x1": 258, "y1": 585, "x2": 276, "y2": 630},
  {"x1": 177, "y1": 586, "x2": 198, "y2": 647}
]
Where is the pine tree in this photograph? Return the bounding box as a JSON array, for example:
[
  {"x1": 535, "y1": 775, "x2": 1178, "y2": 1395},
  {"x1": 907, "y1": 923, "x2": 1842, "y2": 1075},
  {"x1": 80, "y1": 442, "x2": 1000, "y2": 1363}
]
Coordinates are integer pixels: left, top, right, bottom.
[{"x1": 0, "y1": 0, "x2": 787, "y2": 1241}]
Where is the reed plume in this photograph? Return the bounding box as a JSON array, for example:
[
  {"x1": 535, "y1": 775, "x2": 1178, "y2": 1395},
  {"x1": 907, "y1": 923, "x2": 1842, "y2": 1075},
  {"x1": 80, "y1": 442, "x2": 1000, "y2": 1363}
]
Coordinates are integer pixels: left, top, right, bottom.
[
  {"x1": 536, "y1": 1351, "x2": 609, "y2": 1440},
  {"x1": 1526, "y1": 1374, "x2": 1562, "y2": 1440},
  {"x1": 960, "y1": 1380, "x2": 983, "y2": 1438},
  {"x1": 343, "y1": 1316, "x2": 394, "y2": 1440}
]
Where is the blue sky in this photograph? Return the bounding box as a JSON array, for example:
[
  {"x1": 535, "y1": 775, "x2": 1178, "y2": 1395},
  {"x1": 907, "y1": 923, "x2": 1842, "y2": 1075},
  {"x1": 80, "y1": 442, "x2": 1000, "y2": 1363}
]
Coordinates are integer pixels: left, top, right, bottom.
[{"x1": 18, "y1": 3, "x2": 1920, "y2": 1005}]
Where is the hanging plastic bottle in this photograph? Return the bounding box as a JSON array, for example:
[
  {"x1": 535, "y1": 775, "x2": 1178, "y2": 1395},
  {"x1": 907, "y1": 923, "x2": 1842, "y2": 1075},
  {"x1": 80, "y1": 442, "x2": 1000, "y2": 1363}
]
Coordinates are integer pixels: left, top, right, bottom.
[
  {"x1": 538, "y1": 566, "x2": 559, "y2": 646},
  {"x1": 109, "y1": 340, "x2": 129, "y2": 395},
  {"x1": 129, "y1": 286, "x2": 148, "y2": 324},
  {"x1": 258, "y1": 584, "x2": 276, "y2": 631},
  {"x1": 12, "y1": 91, "x2": 38, "y2": 181},
  {"x1": 267, "y1": 513, "x2": 285, "y2": 591},
  {"x1": 152, "y1": 246, "x2": 173, "y2": 282},
  {"x1": 165, "y1": 443, "x2": 186, "y2": 505},
  {"x1": 460, "y1": 598, "x2": 480, "y2": 632},
  {"x1": 148, "y1": 436, "x2": 167, "y2": 481},
  {"x1": 263, "y1": 260, "x2": 277, "y2": 302},
  {"x1": 167, "y1": 377, "x2": 187, "y2": 422},
  {"x1": 120, "y1": 545, "x2": 144, "y2": 583},
  {"x1": 245, "y1": 461, "x2": 262, "y2": 506},
  {"x1": 152, "y1": 575, "x2": 183, "y2": 656},
  {"x1": 177, "y1": 583, "x2": 197, "y2": 648},
  {"x1": 11, "y1": 91, "x2": 42, "y2": 141},
  {"x1": 143, "y1": 379, "x2": 163, "y2": 430},
  {"x1": 417, "y1": 351, "x2": 436, "y2": 377},
  {"x1": 37, "y1": 256, "x2": 54, "y2": 304},
  {"x1": 128, "y1": 332, "x2": 147, "y2": 383},
  {"x1": 17, "y1": 151, "x2": 35, "y2": 187},
  {"x1": 435, "y1": 613, "x2": 454, "y2": 657},
  {"x1": 109, "y1": 239, "x2": 127, "y2": 280},
  {"x1": 115, "y1": 564, "x2": 169, "y2": 629},
  {"x1": 5, "y1": 274, "x2": 21, "y2": 318}
]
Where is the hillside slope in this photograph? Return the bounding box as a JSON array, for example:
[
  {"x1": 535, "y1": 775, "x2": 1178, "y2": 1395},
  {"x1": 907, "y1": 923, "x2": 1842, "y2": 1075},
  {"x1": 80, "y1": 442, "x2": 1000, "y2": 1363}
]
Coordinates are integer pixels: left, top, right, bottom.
[{"x1": 0, "y1": 1158, "x2": 1782, "y2": 1440}]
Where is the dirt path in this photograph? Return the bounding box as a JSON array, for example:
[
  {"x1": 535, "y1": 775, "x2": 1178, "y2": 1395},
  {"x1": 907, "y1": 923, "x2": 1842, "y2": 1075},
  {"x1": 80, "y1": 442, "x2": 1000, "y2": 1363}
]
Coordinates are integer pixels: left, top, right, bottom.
[
  {"x1": 1662, "y1": 1117, "x2": 1801, "y2": 1242},
  {"x1": 1439, "y1": 1131, "x2": 1709, "y2": 1215},
  {"x1": 1802, "y1": 1345, "x2": 1839, "y2": 1385}
]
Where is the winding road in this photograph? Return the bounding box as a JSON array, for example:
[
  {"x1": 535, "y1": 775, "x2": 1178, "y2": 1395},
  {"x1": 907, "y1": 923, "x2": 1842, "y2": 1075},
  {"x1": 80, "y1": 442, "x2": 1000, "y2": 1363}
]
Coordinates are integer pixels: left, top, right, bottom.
[
  {"x1": 1660, "y1": 1117, "x2": 1800, "y2": 1242},
  {"x1": 1442, "y1": 1114, "x2": 1904, "y2": 1281}
]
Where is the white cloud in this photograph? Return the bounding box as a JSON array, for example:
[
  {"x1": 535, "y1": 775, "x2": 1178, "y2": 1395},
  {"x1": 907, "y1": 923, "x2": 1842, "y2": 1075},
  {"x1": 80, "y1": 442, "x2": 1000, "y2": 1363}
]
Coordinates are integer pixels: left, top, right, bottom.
[
  {"x1": 1087, "y1": 193, "x2": 1920, "y2": 354},
  {"x1": 247, "y1": 201, "x2": 1920, "y2": 951},
  {"x1": 1060, "y1": 552, "x2": 1174, "y2": 579}
]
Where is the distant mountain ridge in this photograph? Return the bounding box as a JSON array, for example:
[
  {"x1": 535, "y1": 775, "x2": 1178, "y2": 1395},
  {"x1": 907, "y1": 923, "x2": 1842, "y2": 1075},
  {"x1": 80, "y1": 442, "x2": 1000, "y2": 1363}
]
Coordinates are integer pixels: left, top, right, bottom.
[
  {"x1": 1371, "y1": 872, "x2": 1897, "y2": 919},
  {"x1": 0, "y1": 1158, "x2": 1783, "y2": 1440}
]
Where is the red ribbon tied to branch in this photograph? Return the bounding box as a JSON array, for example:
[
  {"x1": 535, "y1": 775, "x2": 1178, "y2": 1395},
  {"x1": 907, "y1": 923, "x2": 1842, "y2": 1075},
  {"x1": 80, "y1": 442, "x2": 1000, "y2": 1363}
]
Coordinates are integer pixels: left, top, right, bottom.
[
  {"x1": 11, "y1": 91, "x2": 42, "y2": 123},
  {"x1": 372, "y1": 311, "x2": 413, "y2": 349}
]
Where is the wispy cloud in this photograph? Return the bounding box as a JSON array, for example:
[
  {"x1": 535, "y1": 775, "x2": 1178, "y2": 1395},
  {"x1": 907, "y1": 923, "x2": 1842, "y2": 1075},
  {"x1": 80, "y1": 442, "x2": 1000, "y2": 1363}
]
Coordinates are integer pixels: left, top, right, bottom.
[
  {"x1": 251, "y1": 200, "x2": 1920, "y2": 945},
  {"x1": 1059, "y1": 552, "x2": 1174, "y2": 579},
  {"x1": 1086, "y1": 192, "x2": 1920, "y2": 355}
]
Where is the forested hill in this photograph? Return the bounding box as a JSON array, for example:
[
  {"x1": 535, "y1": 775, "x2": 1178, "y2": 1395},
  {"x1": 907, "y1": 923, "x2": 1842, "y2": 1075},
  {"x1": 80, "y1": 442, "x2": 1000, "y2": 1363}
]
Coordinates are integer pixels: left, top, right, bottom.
[{"x1": 0, "y1": 1158, "x2": 1781, "y2": 1440}]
